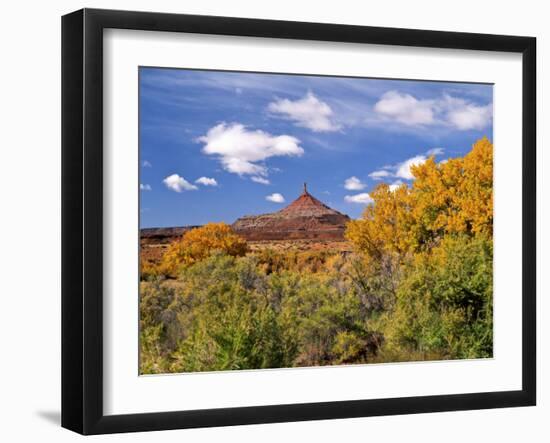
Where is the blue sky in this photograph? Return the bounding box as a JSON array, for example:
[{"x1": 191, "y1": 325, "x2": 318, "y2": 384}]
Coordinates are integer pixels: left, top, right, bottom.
[{"x1": 139, "y1": 67, "x2": 493, "y2": 228}]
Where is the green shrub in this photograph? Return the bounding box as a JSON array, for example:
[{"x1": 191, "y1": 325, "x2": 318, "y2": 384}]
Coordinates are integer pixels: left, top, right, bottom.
[{"x1": 380, "y1": 234, "x2": 493, "y2": 360}]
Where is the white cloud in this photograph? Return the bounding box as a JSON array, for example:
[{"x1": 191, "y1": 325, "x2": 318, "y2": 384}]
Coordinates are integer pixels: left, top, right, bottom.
[
  {"x1": 142, "y1": 160, "x2": 152, "y2": 167},
  {"x1": 373, "y1": 91, "x2": 492, "y2": 131},
  {"x1": 198, "y1": 123, "x2": 304, "y2": 179},
  {"x1": 163, "y1": 174, "x2": 198, "y2": 192},
  {"x1": 195, "y1": 176, "x2": 218, "y2": 186},
  {"x1": 266, "y1": 193, "x2": 285, "y2": 203},
  {"x1": 140, "y1": 183, "x2": 152, "y2": 191},
  {"x1": 251, "y1": 176, "x2": 270, "y2": 185},
  {"x1": 344, "y1": 176, "x2": 366, "y2": 191},
  {"x1": 426, "y1": 147, "x2": 444, "y2": 156},
  {"x1": 444, "y1": 96, "x2": 493, "y2": 130},
  {"x1": 367, "y1": 146, "x2": 446, "y2": 182},
  {"x1": 395, "y1": 155, "x2": 428, "y2": 180},
  {"x1": 345, "y1": 193, "x2": 374, "y2": 204},
  {"x1": 268, "y1": 92, "x2": 341, "y2": 132},
  {"x1": 374, "y1": 91, "x2": 435, "y2": 126},
  {"x1": 369, "y1": 170, "x2": 391, "y2": 180},
  {"x1": 389, "y1": 180, "x2": 404, "y2": 192}
]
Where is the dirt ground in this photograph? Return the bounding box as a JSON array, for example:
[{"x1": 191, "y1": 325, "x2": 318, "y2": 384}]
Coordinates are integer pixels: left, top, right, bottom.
[{"x1": 140, "y1": 238, "x2": 353, "y2": 265}]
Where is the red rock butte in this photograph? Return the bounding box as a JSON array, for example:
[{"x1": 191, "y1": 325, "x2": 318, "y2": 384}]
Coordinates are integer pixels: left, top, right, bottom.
[{"x1": 232, "y1": 183, "x2": 350, "y2": 241}]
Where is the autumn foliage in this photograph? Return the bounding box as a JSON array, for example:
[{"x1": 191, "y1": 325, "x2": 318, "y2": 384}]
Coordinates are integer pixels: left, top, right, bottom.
[
  {"x1": 160, "y1": 223, "x2": 248, "y2": 277},
  {"x1": 346, "y1": 136, "x2": 493, "y2": 260},
  {"x1": 346, "y1": 137, "x2": 493, "y2": 360},
  {"x1": 140, "y1": 137, "x2": 494, "y2": 373}
]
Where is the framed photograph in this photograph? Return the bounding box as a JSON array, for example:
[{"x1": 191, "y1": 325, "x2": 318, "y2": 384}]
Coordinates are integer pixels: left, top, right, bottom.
[{"x1": 62, "y1": 8, "x2": 536, "y2": 435}]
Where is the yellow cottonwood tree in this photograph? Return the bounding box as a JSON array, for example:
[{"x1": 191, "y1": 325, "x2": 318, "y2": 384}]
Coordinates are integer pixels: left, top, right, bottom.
[
  {"x1": 346, "y1": 137, "x2": 493, "y2": 261},
  {"x1": 345, "y1": 183, "x2": 415, "y2": 262},
  {"x1": 346, "y1": 137, "x2": 494, "y2": 361},
  {"x1": 411, "y1": 136, "x2": 493, "y2": 239},
  {"x1": 161, "y1": 223, "x2": 248, "y2": 276}
]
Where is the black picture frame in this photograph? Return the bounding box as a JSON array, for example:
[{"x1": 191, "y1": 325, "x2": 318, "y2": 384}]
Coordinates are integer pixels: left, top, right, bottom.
[{"x1": 62, "y1": 8, "x2": 536, "y2": 435}]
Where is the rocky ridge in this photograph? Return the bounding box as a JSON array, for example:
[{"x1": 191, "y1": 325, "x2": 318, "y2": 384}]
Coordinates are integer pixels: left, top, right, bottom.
[{"x1": 231, "y1": 184, "x2": 350, "y2": 241}]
